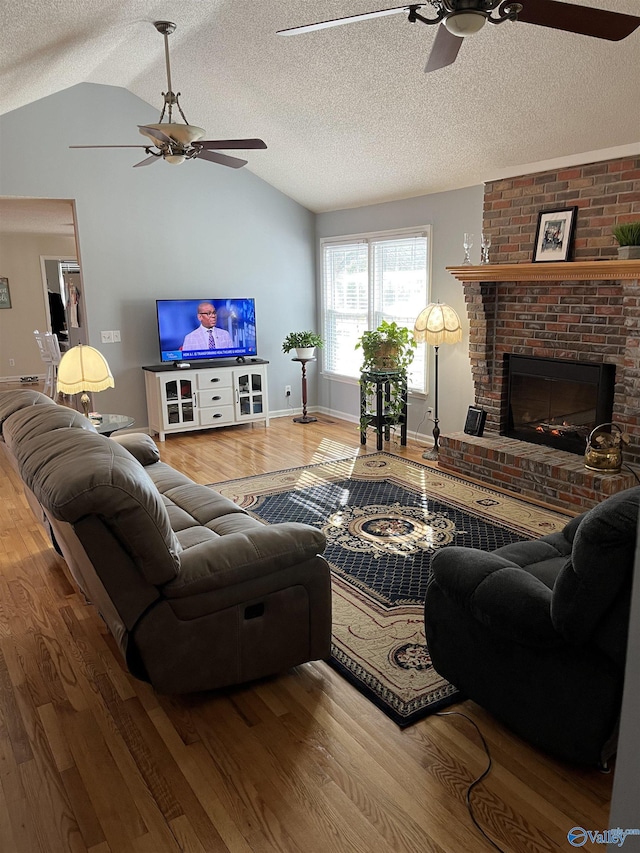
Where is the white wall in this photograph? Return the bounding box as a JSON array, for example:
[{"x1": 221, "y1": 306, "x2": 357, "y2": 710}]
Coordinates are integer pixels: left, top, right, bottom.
[
  {"x1": 0, "y1": 233, "x2": 77, "y2": 378},
  {"x1": 0, "y1": 83, "x2": 316, "y2": 426},
  {"x1": 316, "y1": 186, "x2": 483, "y2": 439}
]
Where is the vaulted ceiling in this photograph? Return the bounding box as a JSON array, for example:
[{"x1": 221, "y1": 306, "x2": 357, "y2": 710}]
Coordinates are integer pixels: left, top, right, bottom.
[{"x1": 2, "y1": 0, "x2": 640, "y2": 214}]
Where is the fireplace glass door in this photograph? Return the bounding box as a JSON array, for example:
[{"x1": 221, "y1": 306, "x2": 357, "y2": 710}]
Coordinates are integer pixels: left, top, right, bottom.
[{"x1": 504, "y1": 355, "x2": 615, "y2": 455}]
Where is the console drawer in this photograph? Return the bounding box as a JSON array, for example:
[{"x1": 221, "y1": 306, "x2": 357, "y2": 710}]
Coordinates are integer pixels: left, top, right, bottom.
[
  {"x1": 196, "y1": 369, "x2": 233, "y2": 390},
  {"x1": 198, "y1": 405, "x2": 235, "y2": 427},
  {"x1": 197, "y1": 387, "x2": 234, "y2": 408}
]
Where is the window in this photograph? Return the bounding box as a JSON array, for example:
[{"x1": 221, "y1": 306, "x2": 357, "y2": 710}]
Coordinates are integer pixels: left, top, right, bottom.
[{"x1": 321, "y1": 227, "x2": 430, "y2": 393}]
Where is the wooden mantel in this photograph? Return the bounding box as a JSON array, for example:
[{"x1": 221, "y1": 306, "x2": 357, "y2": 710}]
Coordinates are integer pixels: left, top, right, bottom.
[{"x1": 446, "y1": 259, "x2": 640, "y2": 282}]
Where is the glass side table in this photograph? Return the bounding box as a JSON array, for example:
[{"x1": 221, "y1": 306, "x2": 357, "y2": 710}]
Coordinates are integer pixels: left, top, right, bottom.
[{"x1": 92, "y1": 414, "x2": 135, "y2": 437}]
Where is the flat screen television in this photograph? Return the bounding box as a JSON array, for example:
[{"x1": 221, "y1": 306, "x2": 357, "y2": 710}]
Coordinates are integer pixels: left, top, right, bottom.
[{"x1": 156, "y1": 298, "x2": 257, "y2": 363}]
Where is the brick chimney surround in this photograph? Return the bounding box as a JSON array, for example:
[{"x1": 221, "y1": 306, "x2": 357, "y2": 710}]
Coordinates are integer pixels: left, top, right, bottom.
[{"x1": 437, "y1": 155, "x2": 640, "y2": 512}]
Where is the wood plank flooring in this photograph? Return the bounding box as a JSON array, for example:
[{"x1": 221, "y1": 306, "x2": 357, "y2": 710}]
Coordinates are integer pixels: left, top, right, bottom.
[{"x1": 0, "y1": 402, "x2": 613, "y2": 852}]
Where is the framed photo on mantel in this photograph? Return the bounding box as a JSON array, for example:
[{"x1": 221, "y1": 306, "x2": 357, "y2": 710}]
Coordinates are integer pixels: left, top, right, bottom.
[{"x1": 532, "y1": 206, "x2": 578, "y2": 263}]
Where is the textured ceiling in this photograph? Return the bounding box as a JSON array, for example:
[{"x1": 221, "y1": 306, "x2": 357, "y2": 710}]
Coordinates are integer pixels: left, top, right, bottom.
[
  {"x1": 0, "y1": 199, "x2": 76, "y2": 237},
  {"x1": 1, "y1": 0, "x2": 640, "y2": 213}
]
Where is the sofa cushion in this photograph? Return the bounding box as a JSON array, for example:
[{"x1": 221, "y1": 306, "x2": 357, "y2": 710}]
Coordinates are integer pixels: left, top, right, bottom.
[
  {"x1": 0, "y1": 389, "x2": 56, "y2": 435},
  {"x1": 4, "y1": 404, "x2": 96, "y2": 463},
  {"x1": 551, "y1": 486, "x2": 640, "y2": 643},
  {"x1": 111, "y1": 432, "x2": 160, "y2": 466},
  {"x1": 164, "y1": 522, "x2": 328, "y2": 597},
  {"x1": 17, "y1": 427, "x2": 182, "y2": 585}
]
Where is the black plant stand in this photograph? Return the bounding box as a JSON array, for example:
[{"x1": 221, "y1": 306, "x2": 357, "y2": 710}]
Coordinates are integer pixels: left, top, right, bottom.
[
  {"x1": 292, "y1": 357, "x2": 317, "y2": 424},
  {"x1": 359, "y1": 369, "x2": 407, "y2": 451}
]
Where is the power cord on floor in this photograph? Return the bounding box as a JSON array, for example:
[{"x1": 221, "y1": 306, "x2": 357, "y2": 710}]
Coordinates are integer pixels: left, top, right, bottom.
[
  {"x1": 435, "y1": 711, "x2": 507, "y2": 853},
  {"x1": 414, "y1": 404, "x2": 432, "y2": 451}
]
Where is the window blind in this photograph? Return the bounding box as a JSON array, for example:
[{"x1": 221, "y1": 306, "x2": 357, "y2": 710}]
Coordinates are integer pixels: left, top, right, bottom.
[{"x1": 321, "y1": 229, "x2": 430, "y2": 392}]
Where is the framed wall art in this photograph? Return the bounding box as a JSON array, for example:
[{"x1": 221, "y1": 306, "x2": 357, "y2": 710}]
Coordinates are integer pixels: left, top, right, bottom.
[
  {"x1": 0, "y1": 277, "x2": 11, "y2": 308},
  {"x1": 532, "y1": 207, "x2": 578, "y2": 263}
]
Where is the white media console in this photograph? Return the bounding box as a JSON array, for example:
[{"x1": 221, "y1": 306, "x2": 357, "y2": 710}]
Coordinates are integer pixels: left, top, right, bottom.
[{"x1": 143, "y1": 360, "x2": 269, "y2": 441}]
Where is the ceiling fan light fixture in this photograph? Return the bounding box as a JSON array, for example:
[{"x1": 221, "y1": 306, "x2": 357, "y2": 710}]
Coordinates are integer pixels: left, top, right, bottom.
[
  {"x1": 443, "y1": 11, "x2": 487, "y2": 37},
  {"x1": 165, "y1": 154, "x2": 187, "y2": 165}
]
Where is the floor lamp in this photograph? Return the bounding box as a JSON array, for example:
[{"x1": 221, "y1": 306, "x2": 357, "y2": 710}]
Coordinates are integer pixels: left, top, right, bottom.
[
  {"x1": 413, "y1": 303, "x2": 462, "y2": 460},
  {"x1": 57, "y1": 344, "x2": 114, "y2": 417}
]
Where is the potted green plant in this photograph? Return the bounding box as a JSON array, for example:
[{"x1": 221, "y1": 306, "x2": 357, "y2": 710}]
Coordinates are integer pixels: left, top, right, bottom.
[
  {"x1": 282, "y1": 331, "x2": 324, "y2": 360},
  {"x1": 356, "y1": 321, "x2": 415, "y2": 436},
  {"x1": 355, "y1": 320, "x2": 415, "y2": 373},
  {"x1": 612, "y1": 221, "x2": 640, "y2": 260}
]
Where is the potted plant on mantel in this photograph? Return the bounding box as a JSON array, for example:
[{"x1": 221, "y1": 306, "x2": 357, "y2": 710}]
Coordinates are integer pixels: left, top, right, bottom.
[
  {"x1": 612, "y1": 221, "x2": 640, "y2": 260},
  {"x1": 282, "y1": 331, "x2": 324, "y2": 360}
]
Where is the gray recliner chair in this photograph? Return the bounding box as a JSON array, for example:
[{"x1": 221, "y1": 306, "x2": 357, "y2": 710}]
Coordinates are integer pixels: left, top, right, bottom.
[
  {"x1": 425, "y1": 487, "x2": 638, "y2": 767},
  {"x1": 1, "y1": 390, "x2": 332, "y2": 694}
]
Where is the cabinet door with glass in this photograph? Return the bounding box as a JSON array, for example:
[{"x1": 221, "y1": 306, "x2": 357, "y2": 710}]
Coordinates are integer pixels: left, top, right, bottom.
[
  {"x1": 233, "y1": 367, "x2": 269, "y2": 423},
  {"x1": 160, "y1": 374, "x2": 196, "y2": 428}
]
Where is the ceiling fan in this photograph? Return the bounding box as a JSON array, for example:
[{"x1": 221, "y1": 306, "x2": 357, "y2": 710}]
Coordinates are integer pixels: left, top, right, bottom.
[
  {"x1": 70, "y1": 21, "x2": 267, "y2": 168},
  {"x1": 277, "y1": 0, "x2": 640, "y2": 73}
]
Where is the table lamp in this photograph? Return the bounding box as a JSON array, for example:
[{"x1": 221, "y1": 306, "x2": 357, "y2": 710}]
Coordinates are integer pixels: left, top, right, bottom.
[
  {"x1": 57, "y1": 344, "x2": 114, "y2": 417},
  {"x1": 413, "y1": 302, "x2": 462, "y2": 460}
]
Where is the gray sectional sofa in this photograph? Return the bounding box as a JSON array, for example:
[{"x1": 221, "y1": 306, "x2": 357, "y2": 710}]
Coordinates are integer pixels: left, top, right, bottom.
[{"x1": 0, "y1": 390, "x2": 332, "y2": 694}]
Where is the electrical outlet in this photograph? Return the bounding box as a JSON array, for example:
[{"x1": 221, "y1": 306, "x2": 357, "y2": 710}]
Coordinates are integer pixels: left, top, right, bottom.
[
  {"x1": 9, "y1": 358, "x2": 15, "y2": 367},
  {"x1": 112, "y1": 330, "x2": 121, "y2": 343},
  {"x1": 285, "y1": 385, "x2": 292, "y2": 397},
  {"x1": 101, "y1": 330, "x2": 114, "y2": 343},
  {"x1": 426, "y1": 406, "x2": 433, "y2": 417}
]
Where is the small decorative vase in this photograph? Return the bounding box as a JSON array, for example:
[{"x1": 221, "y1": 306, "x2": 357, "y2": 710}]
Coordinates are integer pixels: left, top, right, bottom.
[{"x1": 295, "y1": 347, "x2": 315, "y2": 359}]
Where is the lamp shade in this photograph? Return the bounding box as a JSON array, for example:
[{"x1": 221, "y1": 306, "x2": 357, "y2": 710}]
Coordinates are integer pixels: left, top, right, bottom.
[
  {"x1": 57, "y1": 345, "x2": 114, "y2": 395},
  {"x1": 413, "y1": 303, "x2": 463, "y2": 346}
]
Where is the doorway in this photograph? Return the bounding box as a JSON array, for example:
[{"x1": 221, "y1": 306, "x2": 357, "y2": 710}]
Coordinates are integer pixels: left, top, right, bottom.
[{"x1": 0, "y1": 197, "x2": 86, "y2": 381}]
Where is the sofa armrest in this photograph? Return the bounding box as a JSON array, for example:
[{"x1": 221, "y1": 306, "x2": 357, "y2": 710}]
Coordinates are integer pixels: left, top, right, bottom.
[
  {"x1": 110, "y1": 432, "x2": 160, "y2": 466},
  {"x1": 163, "y1": 522, "x2": 327, "y2": 597},
  {"x1": 430, "y1": 546, "x2": 559, "y2": 647}
]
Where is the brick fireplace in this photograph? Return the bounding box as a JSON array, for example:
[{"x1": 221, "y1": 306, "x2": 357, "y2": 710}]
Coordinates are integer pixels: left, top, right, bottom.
[
  {"x1": 436, "y1": 152, "x2": 640, "y2": 512},
  {"x1": 439, "y1": 260, "x2": 640, "y2": 510}
]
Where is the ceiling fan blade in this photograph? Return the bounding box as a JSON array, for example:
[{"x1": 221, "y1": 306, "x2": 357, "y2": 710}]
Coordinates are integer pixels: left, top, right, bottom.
[
  {"x1": 133, "y1": 155, "x2": 160, "y2": 168},
  {"x1": 197, "y1": 150, "x2": 248, "y2": 169},
  {"x1": 277, "y1": 4, "x2": 422, "y2": 35},
  {"x1": 198, "y1": 138, "x2": 267, "y2": 150},
  {"x1": 517, "y1": 0, "x2": 640, "y2": 40},
  {"x1": 69, "y1": 145, "x2": 149, "y2": 149},
  {"x1": 425, "y1": 24, "x2": 463, "y2": 73},
  {"x1": 138, "y1": 125, "x2": 173, "y2": 144}
]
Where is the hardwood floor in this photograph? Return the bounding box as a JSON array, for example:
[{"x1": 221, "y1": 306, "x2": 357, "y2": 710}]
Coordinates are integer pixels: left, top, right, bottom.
[{"x1": 0, "y1": 405, "x2": 613, "y2": 852}]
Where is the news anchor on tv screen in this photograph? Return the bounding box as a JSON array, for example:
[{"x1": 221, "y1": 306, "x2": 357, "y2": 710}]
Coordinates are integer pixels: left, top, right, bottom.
[
  {"x1": 156, "y1": 298, "x2": 257, "y2": 363},
  {"x1": 182, "y1": 302, "x2": 234, "y2": 351}
]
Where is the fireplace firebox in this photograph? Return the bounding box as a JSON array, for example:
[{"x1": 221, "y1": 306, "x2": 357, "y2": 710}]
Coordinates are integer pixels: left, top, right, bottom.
[{"x1": 503, "y1": 355, "x2": 616, "y2": 455}]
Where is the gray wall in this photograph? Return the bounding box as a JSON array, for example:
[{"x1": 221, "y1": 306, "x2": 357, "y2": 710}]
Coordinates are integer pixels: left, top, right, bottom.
[
  {"x1": 0, "y1": 83, "x2": 316, "y2": 426},
  {"x1": 608, "y1": 535, "x2": 640, "y2": 850},
  {"x1": 315, "y1": 186, "x2": 483, "y2": 440}
]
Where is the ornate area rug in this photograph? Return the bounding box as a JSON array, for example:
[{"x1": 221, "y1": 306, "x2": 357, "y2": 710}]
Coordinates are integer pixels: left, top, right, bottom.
[{"x1": 211, "y1": 453, "x2": 570, "y2": 726}]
